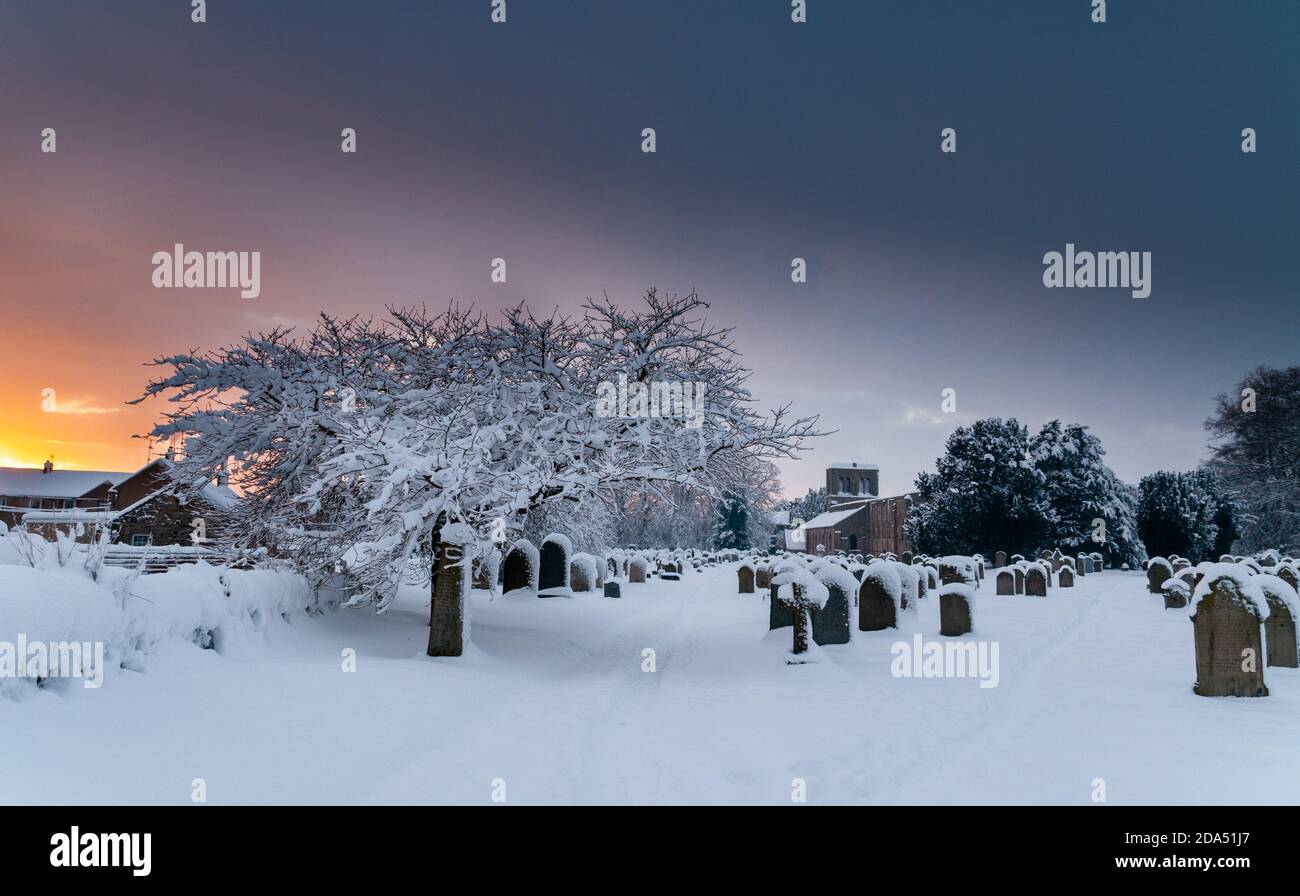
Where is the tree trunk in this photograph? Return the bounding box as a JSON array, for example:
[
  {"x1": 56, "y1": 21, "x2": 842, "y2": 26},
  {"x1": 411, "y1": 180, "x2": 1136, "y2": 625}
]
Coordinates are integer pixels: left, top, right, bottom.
[{"x1": 427, "y1": 531, "x2": 466, "y2": 657}]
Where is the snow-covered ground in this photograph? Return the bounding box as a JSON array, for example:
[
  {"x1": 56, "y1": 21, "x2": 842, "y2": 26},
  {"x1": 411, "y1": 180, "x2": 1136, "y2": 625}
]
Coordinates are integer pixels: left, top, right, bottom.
[{"x1": 3, "y1": 560, "x2": 1298, "y2": 805}]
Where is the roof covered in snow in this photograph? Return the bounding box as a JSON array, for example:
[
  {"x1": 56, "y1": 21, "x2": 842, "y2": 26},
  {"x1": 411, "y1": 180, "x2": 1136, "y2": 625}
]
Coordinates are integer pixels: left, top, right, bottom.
[
  {"x1": 800, "y1": 506, "x2": 866, "y2": 531},
  {"x1": 0, "y1": 467, "x2": 131, "y2": 499}
]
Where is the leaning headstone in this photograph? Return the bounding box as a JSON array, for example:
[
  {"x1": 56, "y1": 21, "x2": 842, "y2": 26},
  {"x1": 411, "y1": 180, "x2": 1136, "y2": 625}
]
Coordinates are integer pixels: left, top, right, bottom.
[
  {"x1": 1259, "y1": 576, "x2": 1299, "y2": 669},
  {"x1": 1058, "y1": 566, "x2": 1075, "y2": 588},
  {"x1": 1190, "y1": 568, "x2": 1269, "y2": 697},
  {"x1": 603, "y1": 581, "x2": 621, "y2": 599},
  {"x1": 738, "y1": 564, "x2": 755, "y2": 594},
  {"x1": 939, "y1": 583, "x2": 974, "y2": 636},
  {"x1": 1146, "y1": 558, "x2": 1172, "y2": 594},
  {"x1": 858, "y1": 566, "x2": 900, "y2": 631},
  {"x1": 1025, "y1": 565, "x2": 1048, "y2": 597},
  {"x1": 538, "y1": 535, "x2": 572, "y2": 597},
  {"x1": 996, "y1": 570, "x2": 1015, "y2": 595},
  {"x1": 994, "y1": 550, "x2": 1007, "y2": 569}
]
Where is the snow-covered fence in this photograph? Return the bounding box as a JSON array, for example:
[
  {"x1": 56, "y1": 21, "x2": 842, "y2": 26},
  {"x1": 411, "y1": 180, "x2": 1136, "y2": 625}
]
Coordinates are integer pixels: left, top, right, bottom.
[{"x1": 100, "y1": 544, "x2": 231, "y2": 575}]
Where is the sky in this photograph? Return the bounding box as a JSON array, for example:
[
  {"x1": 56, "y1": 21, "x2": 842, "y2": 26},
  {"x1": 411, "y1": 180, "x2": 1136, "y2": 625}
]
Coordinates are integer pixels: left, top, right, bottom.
[{"x1": 0, "y1": 0, "x2": 1296, "y2": 498}]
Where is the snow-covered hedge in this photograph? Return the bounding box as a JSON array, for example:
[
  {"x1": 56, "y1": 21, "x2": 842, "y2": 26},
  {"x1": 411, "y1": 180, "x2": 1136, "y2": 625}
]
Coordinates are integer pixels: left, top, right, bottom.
[{"x1": 0, "y1": 560, "x2": 321, "y2": 699}]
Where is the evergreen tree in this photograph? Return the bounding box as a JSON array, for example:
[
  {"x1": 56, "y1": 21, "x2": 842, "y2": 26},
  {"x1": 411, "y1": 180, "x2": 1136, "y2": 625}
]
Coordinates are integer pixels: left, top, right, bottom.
[
  {"x1": 711, "y1": 491, "x2": 750, "y2": 550},
  {"x1": 1136, "y1": 471, "x2": 1222, "y2": 562}
]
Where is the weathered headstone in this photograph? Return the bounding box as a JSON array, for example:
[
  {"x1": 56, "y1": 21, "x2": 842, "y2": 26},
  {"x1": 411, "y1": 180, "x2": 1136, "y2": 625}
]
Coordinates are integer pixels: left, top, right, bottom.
[
  {"x1": 901, "y1": 551, "x2": 914, "y2": 566},
  {"x1": 769, "y1": 582, "x2": 793, "y2": 630},
  {"x1": 628, "y1": 557, "x2": 647, "y2": 583},
  {"x1": 1191, "y1": 574, "x2": 1269, "y2": 697},
  {"x1": 603, "y1": 581, "x2": 621, "y2": 599},
  {"x1": 1279, "y1": 566, "x2": 1299, "y2": 591},
  {"x1": 1076, "y1": 554, "x2": 1088, "y2": 577},
  {"x1": 1025, "y1": 565, "x2": 1048, "y2": 597},
  {"x1": 755, "y1": 564, "x2": 772, "y2": 590},
  {"x1": 1013, "y1": 567, "x2": 1025, "y2": 594},
  {"x1": 996, "y1": 570, "x2": 1015, "y2": 595},
  {"x1": 857, "y1": 574, "x2": 898, "y2": 631},
  {"x1": 1058, "y1": 567, "x2": 1075, "y2": 588},
  {"x1": 994, "y1": 550, "x2": 1007, "y2": 569},
  {"x1": 1261, "y1": 580, "x2": 1298, "y2": 669},
  {"x1": 1162, "y1": 578, "x2": 1189, "y2": 609},
  {"x1": 738, "y1": 565, "x2": 755, "y2": 594},
  {"x1": 939, "y1": 584, "x2": 974, "y2": 636},
  {"x1": 570, "y1": 560, "x2": 594, "y2": 592}
]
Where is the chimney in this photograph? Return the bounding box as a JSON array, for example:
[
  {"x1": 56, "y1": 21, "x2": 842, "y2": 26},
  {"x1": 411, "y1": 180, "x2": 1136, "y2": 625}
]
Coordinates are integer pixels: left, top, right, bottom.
[{"x1": 42, "y1": 460, "x2": 53, "y2": 474}]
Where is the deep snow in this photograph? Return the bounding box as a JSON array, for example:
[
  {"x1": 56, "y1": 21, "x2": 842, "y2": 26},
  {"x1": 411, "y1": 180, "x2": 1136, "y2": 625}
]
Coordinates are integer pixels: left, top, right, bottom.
[{"x1": 3, "y1": 560, "x2": 1299, "y2": 805}]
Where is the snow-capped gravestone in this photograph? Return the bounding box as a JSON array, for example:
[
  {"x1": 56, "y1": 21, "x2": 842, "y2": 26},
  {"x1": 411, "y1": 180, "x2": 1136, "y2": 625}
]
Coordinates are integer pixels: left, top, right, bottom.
[
  {"x1": 901, "y1": 551, "x2": 913, "y2": 566},
  {"x1": 1013, "y1": 566, "x2": 1026, "y2": 594},
  {"x1": 939, "y1": 557, "x2": 976, "y2": 588},
  {"x1": 939, "y1": 583, "x2": 974, "y2": 636},
  {"x1": 894, "y1": 562, "x2": 922, "y2": 611},
  {"x1": 858, "y1": 564, "x2": 901, "y2": 632},
  {"x1": 996, "y1": 570, "x2": 1015, "y2": 595},
  {"x1": 538, "y1": 535, "x2": 572, "y2": 597},
  {"x1": 755, "y1": 563, "x2": 772, "y2": 590},
  {"x1": 738, "y1": 564, "x2": 755, "y2": 594},
  {"x1": 1279, "y1": 566, "x2": 1300, "y2": 591},
  {"x1": 1058, "y1": 566, "x2": 1075, "y2": 588},
  {"x1": 1162, "y1": 578, "x2": 1190, "y2": 609},
  {"x1": 1025, "y1": 565, "x2": 1048, "y2": 597},
  {"x1": 1190, "y1": 566, "x2": 1270, "y2": 698},
  {"x1": 570, "y1": 554, "x2": 598, "y2": 592},
  {"x1": 1147, "y1": 558, "x2": 1172, "y2": 594},
  {"x1": 603, "y1": 581, "x2": 621, "y2": 599},
  {"x1": 502, "y1": 540, "x2": 538, "y2": 593},
  {"x1": 1076, "y1": 554, "x2": 1088, "y2": 577},
  {"x1": 994, "y1": 551, "x2": 1007, "y2": 569},
  {"x1": 628, "y1": 557, "x2": 647, "y2": 583},
  {"x1": 1258, "y1": 575, "x2": 1299, "y2": 669},
  {"x1": 773, "y1": 567, "x2": 830, "y2": 664},
  {"x1": 811, "y1": 564, "x2": 857, "y2": 646},
  {"x1": 1090, "y1": 551, "x2": 1104, "y2": 571},
  {"x1": 1172, "y1": 558, "x2": 1191, "y2": 573}
]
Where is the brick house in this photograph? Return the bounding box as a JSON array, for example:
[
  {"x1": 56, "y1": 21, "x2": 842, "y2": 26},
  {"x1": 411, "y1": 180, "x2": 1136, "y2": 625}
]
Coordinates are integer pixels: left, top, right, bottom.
[
  {"x1": 0, "y1": 461, "x2": 129, "y2": 530},
  {"x1": 9, "y1": 458, "x2": 238, "y2": 546}
]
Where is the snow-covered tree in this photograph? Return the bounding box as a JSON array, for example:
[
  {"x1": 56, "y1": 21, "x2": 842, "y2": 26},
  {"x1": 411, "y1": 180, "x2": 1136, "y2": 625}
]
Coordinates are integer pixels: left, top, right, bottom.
[
  {"x1": 133, "y1": 291, "x2": 821, "y2": 655},
  {"x1": 711, "y1": 491, "x2": 749, "y2": 550},
  {"x1": 906, "y1": 418, "x2": 1049, "y2": 558},
  {"x1": 1205, "y1": 365, "x2": 1300, "y2": 552},
  {"x1": 1136, "y1": 470, "x2": 1232, "y2": 563},
  {"x1": 1030, "y1": 420, "x2": 1144, "y2": 567}
]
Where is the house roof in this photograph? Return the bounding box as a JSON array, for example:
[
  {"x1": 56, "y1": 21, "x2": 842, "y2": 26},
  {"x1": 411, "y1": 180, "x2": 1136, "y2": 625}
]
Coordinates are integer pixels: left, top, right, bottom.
[
  {"x1": 828, "y1": 462, "x2": 879, "y2": 471},
  {"x1": 0, "y1": 467, "x2": 131, "y2": 499},
  {"x1": 800, "y1": 506, "x2": 867, "y2": 530}
]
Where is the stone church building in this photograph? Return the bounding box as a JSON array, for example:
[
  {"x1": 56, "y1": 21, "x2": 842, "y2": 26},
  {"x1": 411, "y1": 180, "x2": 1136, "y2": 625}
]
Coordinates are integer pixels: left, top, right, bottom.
[{"x1": 797, "y1": 462, "x2": 917, "y2": 556}]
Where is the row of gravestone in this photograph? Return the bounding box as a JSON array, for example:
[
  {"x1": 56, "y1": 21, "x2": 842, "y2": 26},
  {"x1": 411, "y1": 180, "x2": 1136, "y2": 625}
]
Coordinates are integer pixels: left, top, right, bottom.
[
  {"x1": 757, "y1": 555, "x2": 982, "y2": 650},
  {"x1": 995, "y1": 561, "x2": 1057, "y2": 596},
  {"x1": 989, "y1": 548, "x2": 1105, "y2": 574}
]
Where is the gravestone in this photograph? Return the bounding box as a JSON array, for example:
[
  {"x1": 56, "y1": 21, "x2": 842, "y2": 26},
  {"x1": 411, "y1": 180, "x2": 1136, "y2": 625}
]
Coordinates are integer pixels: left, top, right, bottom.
[
  {"x1": 628, "y1": 557, "x2": 647, "y2": 583},
  {"x1": 1014, "y1": 567, "x2": 1025, "y2": 594},
  {"x1": 996, "y1": 570, "x2": 1015, "y2": 595},
  {"x1": 661, "y1": 570, "x2": 680, "y2": 581},
  {"x1": 857, "y1": 576, "x2": 898, "y2": 631},
  {"x1": 570, "y1": 560, "x2": 594, "y2": 592},
  {"x1": 939, "y1": 558, "x2": 974, "y2": 587},
  {"x1": 811, "y1": 579, "x2": 851, "y2": 646},
  {"x1": 473, "y1": 552, "x2": 499, "y2": 591},
  {"x1": 769, "y1": 583, "x2": 793, "y2": 630},
  {"x1": 1025, "y1": 566, "x2": 1048, "y2": 597},
  {"x1": 603, "y1": 581, "x2": 621, "y2": 599},
  {"x1": 994, "y1": 550, "x2": 1007, "y2": 569},
  {"x1": 939, "y1": 586, "x2": 973, "y2": 636},
  {"x1": 1147, "y1": 560, "x2": 1172, "y2": 594},
  {"x1": 538, "y1": 538, "x2": 570, "y2": 597},
  {"x1": 1058, "y1": 567, "x2": 1075, "y2": 588},
  {"x1": 1279, "y1": 566, "x2": 1299, "y2": 591},
  {"x1": 1262, "y1": 586, "x2": 1298, "y2": 669},
  {"x1": 755, "y1": 565, "x2": 772, "y2": 590},
  {"x1": 1172, "y1": 558, "x2": 1191, "y2": 573},
  {"x1": 1162, "y1": 578, "x2": 1189, "y2": 609},
  {"x1": 1076, "y1": 554, "x2": 1087, "y2": 577},
  {"x1": 1090, "y1": 552, "x2": 1104, "y2": 571},
  {"x1": 502, "y1": 545, "x2": 532, "y2": 592},
  {"x1": 607, "y1": 557, "x2": 619, "y2": 580},
  {"x1": 1191, "y1": 575, "x2": 1269, "y2": 697},
  {"x1": 738, "y1": 565, "x2": 755, "y2": 594}
]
